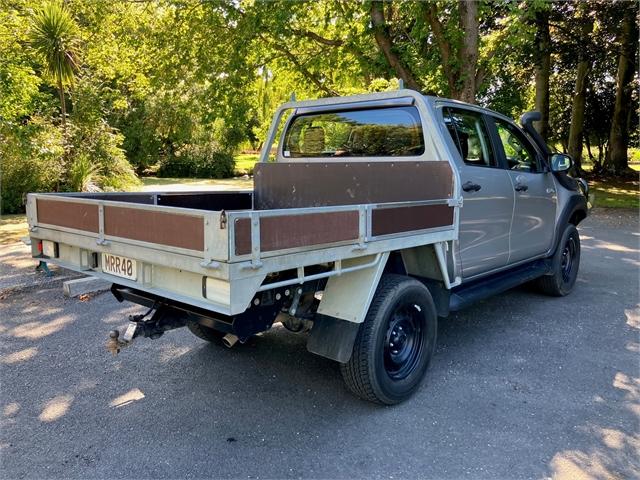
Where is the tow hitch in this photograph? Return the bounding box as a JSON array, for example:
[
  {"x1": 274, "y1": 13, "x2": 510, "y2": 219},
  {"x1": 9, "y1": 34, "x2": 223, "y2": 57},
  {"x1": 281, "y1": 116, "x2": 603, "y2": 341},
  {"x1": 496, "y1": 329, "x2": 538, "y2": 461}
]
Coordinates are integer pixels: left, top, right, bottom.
[{"x1": 106, "y1": 304, "x2": 187, "y2": 355}]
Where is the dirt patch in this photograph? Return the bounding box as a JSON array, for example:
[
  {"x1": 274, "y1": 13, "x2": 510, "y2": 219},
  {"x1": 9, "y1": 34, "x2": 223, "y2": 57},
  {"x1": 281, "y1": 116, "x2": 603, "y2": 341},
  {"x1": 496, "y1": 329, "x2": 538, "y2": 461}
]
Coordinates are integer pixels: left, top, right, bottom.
[
  {"x1": 0, "y1": 241, "x2": 81, "y2": 293},
  {"x1": 0, "y1": 215, "x2": 28, "y2": 245}
]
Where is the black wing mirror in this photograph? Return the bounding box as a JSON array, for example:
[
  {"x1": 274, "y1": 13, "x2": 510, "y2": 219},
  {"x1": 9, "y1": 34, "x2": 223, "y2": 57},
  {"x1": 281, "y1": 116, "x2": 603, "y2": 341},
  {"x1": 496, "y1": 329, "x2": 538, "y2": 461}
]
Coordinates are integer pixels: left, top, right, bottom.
[{"x1": 550, "y1": 153, "x2": 572, "y2": 173}]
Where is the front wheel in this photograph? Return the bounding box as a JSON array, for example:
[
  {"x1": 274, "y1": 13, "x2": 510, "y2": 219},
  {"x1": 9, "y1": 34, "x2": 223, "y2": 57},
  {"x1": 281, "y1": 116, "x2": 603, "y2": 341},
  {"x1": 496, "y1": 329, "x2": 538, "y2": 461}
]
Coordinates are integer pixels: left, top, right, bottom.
[
  {"x1": 536, "y1": 224, "x2": 581, "y2": 296},
  {"x1": 340, "y1": 274, "x2": 437, "y2": 405}
]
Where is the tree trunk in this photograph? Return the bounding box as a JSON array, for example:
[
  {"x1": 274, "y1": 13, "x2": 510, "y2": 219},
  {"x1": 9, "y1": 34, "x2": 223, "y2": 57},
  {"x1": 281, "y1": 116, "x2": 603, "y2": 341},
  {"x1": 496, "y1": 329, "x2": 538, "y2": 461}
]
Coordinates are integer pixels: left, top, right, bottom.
[
  {"x1": 57, "y1": 75, "x2": 66, "y2": 135},
  {"x1": 567, "y1": 10, "x2": 593, "y2": 173},
  {"x1": 370, "y1": 1, "x2": 420, "y2": 91},
  {"x1": 597, "y1": 141, "x2": 604, "y2": 165},
  {"x1": 457, "y1": 0, "x2": 479, "y2": 104},
  {"x1": 604, "y1": 9, "x2": 638, "y2": 176},
  {"x1": 533, "y1": 9, "x2": 551, "y2": 141},
  {"x1": 585, "y1": 135, "x2": 594, "y2": 162},
  {"x1": 567, "y1": 63, "x2": 590, "y2": 172},
  {"x1": 422, "y1": 2, "x2": 456, "y2": 95}
]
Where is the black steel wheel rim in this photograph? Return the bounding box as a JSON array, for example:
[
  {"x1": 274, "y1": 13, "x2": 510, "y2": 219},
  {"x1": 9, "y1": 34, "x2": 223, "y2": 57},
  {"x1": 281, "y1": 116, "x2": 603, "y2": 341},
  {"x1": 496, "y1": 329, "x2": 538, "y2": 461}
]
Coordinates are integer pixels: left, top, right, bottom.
[
  {"x1": 383, "y1": 302, "x2": 425, "y2": 380},
  {"x1": 561, "y1": 236, "x2": 576, "y2": 283}
]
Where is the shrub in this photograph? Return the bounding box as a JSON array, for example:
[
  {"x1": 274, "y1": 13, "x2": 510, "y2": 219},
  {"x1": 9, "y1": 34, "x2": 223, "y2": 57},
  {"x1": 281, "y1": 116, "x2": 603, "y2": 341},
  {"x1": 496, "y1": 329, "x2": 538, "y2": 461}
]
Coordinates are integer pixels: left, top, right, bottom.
[
  {"x1": 0, "y1": 118, "x2": 65, "y2": 214},
  {"x1": 156, "y1": 118, "x2": 238, "y2": 179},
  {"x1": 157, "y1": 147, "x2": 235, "y2": 178},
  {"x1": 0, "y1": 112, "x2": 140, "y2": 213},
  {"x1": 68, "y1": 153, "x2": 100, "y2": 192},
  {"x1": 67, "y1": 80, "x2": 140, "y2": 191}
]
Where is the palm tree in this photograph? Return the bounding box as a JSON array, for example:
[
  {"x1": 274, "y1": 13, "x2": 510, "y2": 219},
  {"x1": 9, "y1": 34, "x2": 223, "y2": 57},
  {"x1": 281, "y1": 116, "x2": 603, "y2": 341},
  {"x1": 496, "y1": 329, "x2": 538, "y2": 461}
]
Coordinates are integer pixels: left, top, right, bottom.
[{"x1": 30, "y1": 1, "x2": 79, "y2": 132}]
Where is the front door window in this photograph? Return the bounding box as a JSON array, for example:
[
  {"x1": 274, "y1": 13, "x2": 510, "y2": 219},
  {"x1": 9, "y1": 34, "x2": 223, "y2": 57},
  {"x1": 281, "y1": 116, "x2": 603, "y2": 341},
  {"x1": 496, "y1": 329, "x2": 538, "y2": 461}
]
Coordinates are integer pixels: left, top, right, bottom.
[{"x1": 495, "y1": 120, "x2": 539, "y2": 172}]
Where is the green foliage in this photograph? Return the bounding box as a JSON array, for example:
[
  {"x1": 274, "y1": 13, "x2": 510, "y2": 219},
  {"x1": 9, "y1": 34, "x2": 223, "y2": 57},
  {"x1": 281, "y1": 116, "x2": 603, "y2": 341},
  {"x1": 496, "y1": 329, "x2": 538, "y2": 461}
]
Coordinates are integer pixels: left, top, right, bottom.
[
  {"x1": 0, "y1": 118, "x2": 65, "y2": 213},
  {"x1": 0, "y1": 1, "x2": 141, "y2": 213},
  {"x1": 368, "y1": 78, "x2": 401, "y2": 92},
  {"x1": 157, "y1": 151, "x2": 235, "y2": 179},
  {"x1": 1, "y1": 0, "x2": 636, "y2": 215},
  {"x1": 66, "y1": 77, "x2": 139, "y2": 190},
  {"x1": 68, "y1": 154, "x2": 99, "y2": 192},
  {"x1": 66, "y1": 117, "x2": 139, "y2": 191},
  {"x1": 0, "y1": 1, "x2": 47, "y2": 122},
  {"x1": 29, "y1": 1, "x2": 79, "y2": 87}
]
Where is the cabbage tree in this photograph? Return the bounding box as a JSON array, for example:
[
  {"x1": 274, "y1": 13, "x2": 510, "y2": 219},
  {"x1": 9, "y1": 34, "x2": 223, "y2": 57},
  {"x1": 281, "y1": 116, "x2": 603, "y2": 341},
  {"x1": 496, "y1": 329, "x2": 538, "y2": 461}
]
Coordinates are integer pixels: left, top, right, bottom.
[{"x1": 30, "y1": 1, "x2": 79, "y2": 131}]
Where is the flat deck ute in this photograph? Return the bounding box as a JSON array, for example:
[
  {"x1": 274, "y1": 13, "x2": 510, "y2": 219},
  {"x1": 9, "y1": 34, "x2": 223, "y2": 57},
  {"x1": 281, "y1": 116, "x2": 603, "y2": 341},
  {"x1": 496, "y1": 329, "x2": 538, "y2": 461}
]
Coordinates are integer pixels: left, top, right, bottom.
[{"x1": 28, "y1": 89, "x2": 587, "y2": 404}]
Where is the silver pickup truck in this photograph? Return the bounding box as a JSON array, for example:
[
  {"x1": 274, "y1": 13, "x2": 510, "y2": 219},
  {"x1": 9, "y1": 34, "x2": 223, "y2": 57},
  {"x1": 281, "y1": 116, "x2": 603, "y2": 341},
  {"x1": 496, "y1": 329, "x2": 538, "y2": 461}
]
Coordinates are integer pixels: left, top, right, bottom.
[{"x1": 27, "y1": 90, "x2": 588, "y2": 404}]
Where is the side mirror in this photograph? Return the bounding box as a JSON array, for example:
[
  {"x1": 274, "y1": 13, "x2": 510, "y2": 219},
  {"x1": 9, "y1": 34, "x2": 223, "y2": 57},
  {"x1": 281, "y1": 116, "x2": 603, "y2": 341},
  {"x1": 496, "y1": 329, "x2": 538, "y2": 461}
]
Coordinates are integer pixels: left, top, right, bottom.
[{"x1": 550, "y1": 153, "x2": 572, "y2": 172}]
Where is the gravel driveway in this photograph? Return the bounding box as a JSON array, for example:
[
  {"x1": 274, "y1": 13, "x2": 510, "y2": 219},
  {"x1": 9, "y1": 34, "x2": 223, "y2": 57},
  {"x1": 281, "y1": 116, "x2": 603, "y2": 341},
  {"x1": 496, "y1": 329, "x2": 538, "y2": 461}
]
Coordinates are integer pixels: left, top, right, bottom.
[{"x1": 1, "y1": 208, "x2": 638, "y2": 479}]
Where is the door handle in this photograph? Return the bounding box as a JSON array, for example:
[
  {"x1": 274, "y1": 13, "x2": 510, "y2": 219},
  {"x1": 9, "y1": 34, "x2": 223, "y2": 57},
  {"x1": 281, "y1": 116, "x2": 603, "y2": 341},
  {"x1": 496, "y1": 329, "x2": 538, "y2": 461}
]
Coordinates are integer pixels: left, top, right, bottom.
[
  {"x1": 462, "y1": 181, "x2": 482, "y2": 192},
  {"x1": 514, "y1": 183, "x2": 528, "y2": 192}
]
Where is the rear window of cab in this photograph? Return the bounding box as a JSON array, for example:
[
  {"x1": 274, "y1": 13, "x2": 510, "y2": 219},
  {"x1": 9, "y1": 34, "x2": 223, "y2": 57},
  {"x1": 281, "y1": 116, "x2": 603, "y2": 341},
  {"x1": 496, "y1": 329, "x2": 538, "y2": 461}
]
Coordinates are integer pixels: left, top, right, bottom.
[{"x1": 282, "y1": 106, "x2": 425, "y2": 158}]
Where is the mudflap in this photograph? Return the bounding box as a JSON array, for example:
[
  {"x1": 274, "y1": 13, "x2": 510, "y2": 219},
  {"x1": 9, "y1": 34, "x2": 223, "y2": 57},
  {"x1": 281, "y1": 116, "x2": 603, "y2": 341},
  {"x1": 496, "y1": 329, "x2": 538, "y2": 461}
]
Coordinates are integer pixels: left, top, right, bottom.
[{"x1": 307, "y1": 314, "x2": 361, "y2": 363}]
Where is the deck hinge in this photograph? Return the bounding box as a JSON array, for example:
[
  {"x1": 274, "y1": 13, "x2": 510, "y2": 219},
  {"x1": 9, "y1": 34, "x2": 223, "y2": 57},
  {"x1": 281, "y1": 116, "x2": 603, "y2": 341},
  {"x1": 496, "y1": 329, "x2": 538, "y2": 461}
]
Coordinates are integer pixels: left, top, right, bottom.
[
  {"x1": 352, "y1": 205, "x2": 368, "y2": 251},
  {"x1": 249, "y1": 212, "x2": 262, "y2": 269},
  {"x1": 447, "y1": 197, "x2": 463, "y2": 207},
  {"x1": 200, "y1": 260, "x2": 221, "y2": 269},
  {"x1": 241, "y1": 260, "x2": 263, "y2": 270}
]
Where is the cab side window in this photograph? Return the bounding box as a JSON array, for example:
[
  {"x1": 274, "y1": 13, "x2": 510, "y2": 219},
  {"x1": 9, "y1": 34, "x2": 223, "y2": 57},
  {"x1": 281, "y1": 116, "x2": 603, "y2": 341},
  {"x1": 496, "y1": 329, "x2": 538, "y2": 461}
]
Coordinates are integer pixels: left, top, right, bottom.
[
  {"x1": 443, "y1": 108, "x2": 496, "y2": 168},
  {"x1": 495, "y1": 120, "x2": 539, "y2": 172}
]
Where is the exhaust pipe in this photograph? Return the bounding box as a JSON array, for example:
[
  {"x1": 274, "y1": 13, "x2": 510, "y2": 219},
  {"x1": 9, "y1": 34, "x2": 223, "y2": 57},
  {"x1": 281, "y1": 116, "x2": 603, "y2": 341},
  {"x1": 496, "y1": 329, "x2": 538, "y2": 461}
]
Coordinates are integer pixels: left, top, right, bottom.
[{"x1": 222, "y1": 333, "x2": 239, "y2": 348}]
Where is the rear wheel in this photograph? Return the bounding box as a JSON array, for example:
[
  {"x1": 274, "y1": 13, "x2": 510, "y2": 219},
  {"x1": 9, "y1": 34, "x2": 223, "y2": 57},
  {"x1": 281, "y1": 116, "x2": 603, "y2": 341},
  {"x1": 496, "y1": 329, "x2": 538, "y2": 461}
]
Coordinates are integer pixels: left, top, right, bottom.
[
  {"x1": 186, "y1": 321, "x2": 225, "y2": 343},
  {"x1": 536, "y1": 224, "x2": 581, "y2": 296},
  {"x1": 340, "y1": 274, "x2": 437, "y2": 405}
]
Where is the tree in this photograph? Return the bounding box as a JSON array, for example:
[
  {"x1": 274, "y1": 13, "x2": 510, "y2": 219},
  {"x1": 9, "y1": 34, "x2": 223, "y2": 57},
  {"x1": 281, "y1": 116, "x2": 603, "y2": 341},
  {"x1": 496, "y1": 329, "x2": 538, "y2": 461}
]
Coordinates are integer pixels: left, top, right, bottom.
[
  {"x1": 420, "y1": 1, "x2": 516, "y2": 103},
  {"x1": 605, "y1": 1, "x2": 639, "y2": 176},
  {"x1": 2, "y1": 0, "x2": 637, "y2": 209},
  {"x1": 566, "y1": 2, "x2": 594, "y2": 173},
  {"x1": 30, "y1": 1, "x2": 79, "y2": 132},
  {"x1": 370, "y1": 1, "x2": 420, "y2": 91},
  {"x1": 532, "y1": 4, "x2": 551, "y2": 141}
]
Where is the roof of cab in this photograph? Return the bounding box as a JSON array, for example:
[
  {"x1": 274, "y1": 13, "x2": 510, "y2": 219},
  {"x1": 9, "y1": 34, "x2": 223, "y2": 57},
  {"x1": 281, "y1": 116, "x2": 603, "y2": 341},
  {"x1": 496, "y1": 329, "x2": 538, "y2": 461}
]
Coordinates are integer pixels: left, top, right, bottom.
[{"x1": 422, "y1": 94, "x2": 515, "y2": 124}]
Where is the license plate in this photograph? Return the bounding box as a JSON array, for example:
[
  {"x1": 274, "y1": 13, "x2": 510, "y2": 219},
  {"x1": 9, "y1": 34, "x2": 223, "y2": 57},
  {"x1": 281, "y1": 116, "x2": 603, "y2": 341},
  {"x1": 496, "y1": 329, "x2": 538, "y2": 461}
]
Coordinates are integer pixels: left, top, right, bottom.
[{"x1": 102, "y1": 253, "x2": 137, "y2": 280}]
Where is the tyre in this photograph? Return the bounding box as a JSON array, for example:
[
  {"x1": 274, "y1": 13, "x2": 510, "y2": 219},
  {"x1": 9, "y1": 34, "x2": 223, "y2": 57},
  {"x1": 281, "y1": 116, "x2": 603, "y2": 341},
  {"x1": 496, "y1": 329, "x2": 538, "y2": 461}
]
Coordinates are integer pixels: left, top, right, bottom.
[
  {"x1": 186, "y1": 321, "x2": 225, "y2": 343},
  {"x1": 536, "y1": 224, "x2": 581, "y2": 296},
  {"x1": 340, "y1": 274, "x2": 438, "y2": 405}
]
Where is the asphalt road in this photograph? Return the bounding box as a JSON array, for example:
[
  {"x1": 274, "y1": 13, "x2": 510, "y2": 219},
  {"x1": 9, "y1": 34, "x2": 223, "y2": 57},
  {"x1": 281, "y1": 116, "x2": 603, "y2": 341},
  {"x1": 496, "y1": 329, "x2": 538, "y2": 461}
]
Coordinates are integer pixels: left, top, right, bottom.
[{"x1": 1, "y1": 208, "x2": 638, "y2": 479}]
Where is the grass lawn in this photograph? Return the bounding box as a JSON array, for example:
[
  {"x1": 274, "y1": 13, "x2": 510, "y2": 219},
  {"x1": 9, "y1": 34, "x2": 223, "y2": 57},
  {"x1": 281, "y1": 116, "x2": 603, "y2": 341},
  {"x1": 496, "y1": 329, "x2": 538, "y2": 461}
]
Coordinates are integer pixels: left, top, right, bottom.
[
  {"x1": 234, "y1": 153, "x2": 260, "y2": 174},
  {"x1": 589, "y1": 177, "x2": 639, "y2": 208},
  {"x1": 581, "y1": 162, "x2": 639, "y2": 208},
  {"x1": 138, "y1": 176, "x2": 253, "y2": 192},
  {"x1": 136, "y1": 153, "x2": 260, "y2": 191}
]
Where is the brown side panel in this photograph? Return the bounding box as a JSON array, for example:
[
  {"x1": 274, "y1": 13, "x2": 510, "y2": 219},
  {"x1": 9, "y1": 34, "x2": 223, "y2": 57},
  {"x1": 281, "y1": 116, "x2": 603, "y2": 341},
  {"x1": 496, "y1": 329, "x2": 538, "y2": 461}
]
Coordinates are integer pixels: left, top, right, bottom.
[
  {"x1": 104, "y1": 206, "x2": 204, "y2": 251},
  {"x1": 235, "y1": 211, "x2": 359, "y2": 256},
  {"x1": 371, "y1": 204, "x2": 454, "y2": 237},
  {"x1": 36, "y1": 199, "x2": 99, "y2": 233},
  {"x1": 254, "y1": 161, "x2": 453, "y2": 209}
]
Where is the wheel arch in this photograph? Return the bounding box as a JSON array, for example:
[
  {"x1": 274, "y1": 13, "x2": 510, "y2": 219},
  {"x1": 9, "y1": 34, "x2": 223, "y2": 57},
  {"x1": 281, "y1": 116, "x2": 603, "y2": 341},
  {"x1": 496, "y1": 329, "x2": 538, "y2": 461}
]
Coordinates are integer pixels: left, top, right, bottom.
[
  {"x1": 309, "y1": 245, "x2": 451, "y2": 362},
  {"x1": 551, "y1": 194, "x2": 588, "y2": 256}
]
